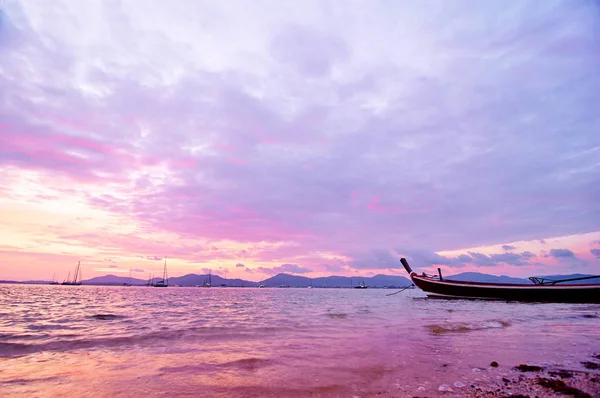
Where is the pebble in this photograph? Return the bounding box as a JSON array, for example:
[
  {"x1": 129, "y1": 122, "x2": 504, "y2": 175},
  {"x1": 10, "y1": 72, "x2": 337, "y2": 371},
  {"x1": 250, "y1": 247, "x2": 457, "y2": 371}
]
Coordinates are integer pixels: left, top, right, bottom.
[
  {"x1": 438, "y1": 384, "x2": 453, "y2": 392},
  {"x1": 454, "y1": 381, "x2": 466, "y2": 388}
]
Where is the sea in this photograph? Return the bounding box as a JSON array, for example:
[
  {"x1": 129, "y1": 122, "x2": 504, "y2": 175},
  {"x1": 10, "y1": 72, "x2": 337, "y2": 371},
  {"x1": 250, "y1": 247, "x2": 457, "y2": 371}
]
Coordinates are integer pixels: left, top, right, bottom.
[{"x1": 0, "y1": 285, "x2": 599, "y2": 397}]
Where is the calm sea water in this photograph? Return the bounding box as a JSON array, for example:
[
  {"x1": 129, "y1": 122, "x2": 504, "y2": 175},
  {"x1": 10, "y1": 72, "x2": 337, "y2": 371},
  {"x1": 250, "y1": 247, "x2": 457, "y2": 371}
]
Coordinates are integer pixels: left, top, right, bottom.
[{"x1": 0, "y1": 285, "x2": 599, "y2": 397}]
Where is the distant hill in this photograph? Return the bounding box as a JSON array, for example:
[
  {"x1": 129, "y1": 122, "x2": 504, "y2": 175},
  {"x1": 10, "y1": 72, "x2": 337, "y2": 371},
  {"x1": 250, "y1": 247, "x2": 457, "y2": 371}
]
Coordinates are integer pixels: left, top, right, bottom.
[
  {"x1": 0, "y1": 280, "x2": 49, "y2": 285},
  {"x1": 446, "y1": 272, "x2": 529, "y2": 284},
  {"x1": 259, "y1": 273, "x2": 412, "y2": 288},
  {"x1": 83, "y1": 273, "x2": 257, "y2": 287},
  {"x1": 169, "y1": 274, "x2": 254, "y2": 287},
  {"x1": 4, "y1": 271, "x2": 597, "y2": 287},
  {"x1": 528, "y1": 274, "x2": 600, "y2": 285},
  {"x1": 84, "y1": 275, "x2": 148, "y2": 285},
  {"x1": 446, "y1": 272, "x2": 599, "y2": 285},
  {"x1": 82, "y1": 272, "x2": 413, "y2": 288}
]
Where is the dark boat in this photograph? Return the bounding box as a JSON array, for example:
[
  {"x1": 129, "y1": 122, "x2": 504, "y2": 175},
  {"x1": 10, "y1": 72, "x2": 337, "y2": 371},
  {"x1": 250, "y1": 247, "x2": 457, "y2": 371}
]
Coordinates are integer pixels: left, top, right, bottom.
[
  {"x1": 400, "y1": 258, "x2": 600, "y2": 303},
  {"x1": 153, "y1": 258, "x2": 168, "y2": 288},
  {"x1": 354, "y1": 279, "x2": 368, "y2": 289},
  {"x1": 123, "y1": 268, "x2": 133, "y2": 286},
  {"x1": 62, "y1": 262, "x2": 83, "y2": 286},
  {"x1": 49, "y1": 273, "x2": 59, "y2": 285}
]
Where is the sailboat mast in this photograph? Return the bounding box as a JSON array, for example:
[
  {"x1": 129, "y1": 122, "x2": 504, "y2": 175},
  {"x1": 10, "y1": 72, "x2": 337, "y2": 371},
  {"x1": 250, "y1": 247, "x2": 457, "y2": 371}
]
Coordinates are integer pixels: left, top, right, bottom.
[
  {"x1": 73, "y1": 261, "x2": 80, "y2": 284},
  {"x1": 163, "y1": 257, "x2": 168, "y2": 284}
]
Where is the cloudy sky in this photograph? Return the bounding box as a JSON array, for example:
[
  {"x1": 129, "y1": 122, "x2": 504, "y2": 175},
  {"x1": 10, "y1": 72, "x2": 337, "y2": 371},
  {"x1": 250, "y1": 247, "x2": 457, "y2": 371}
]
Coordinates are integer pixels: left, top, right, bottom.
[{"x1": 1, "y1": 0, "x2": 599, "y2": 281}]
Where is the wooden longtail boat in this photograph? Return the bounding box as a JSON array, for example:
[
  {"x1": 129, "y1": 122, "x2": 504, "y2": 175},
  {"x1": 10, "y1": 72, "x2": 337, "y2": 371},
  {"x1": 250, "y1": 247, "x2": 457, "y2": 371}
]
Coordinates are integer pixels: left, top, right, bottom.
[{"x1": 400, "y1": 258, "x2": 600, "y2": 303}]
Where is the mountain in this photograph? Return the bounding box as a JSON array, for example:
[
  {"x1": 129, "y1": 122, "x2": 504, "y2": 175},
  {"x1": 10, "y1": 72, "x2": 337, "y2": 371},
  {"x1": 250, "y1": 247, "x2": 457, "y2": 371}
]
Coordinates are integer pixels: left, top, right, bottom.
[
  {"x1": 6, "y1": 271, "x2": 597, "y2": 287},
  {"x1": 260, "y1": 273, "x2": 313, "y2": 287},
  {"x1": 369, "y1": 274, "x2": 413, "y2": 287},
  {"x1": 259, "y1": 273, "x2": 412, "y2": 288},
  {"x1": 84, "y1": 275, "x2": 147, "y2": 285},
  {"x1": 528, "y1": 274, "x2": 600, "y2": 284},
  {"x1": 446, "y1": 272, "x2": 529, "y2": 284},
  {"x1": 446, "y1": 272, "x2": 600, "y2": 285},
  {"x1": 169, "y1": 274, "x2": 254, "y2": 287}
]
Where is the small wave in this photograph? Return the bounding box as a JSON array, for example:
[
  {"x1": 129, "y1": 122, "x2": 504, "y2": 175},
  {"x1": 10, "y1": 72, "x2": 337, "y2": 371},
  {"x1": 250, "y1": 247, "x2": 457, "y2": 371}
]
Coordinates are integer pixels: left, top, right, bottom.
[
  {"x1": 426, "y1": 320, "x2": 511, "y2": 334},
  {"x1": 326, "y1": 313, "x2": 348, "y2": 319},
  {"x1": 221, "y1": 357, "x2": 273, "y2": 371},
  {"x1": 0, "y1": 342, "x2": 32, "y2": 356},
  {"x1": 0, "y1": 332, "x2": 54, "y2": 341},
  {"x1": 89, "y1": 314, "x2": 128, "y2": 320},
  {"x1": 160, "y1": 358, "x2": 274, "y2": 374},
  {"x1": 0, "y1": 326, "x2": 282, "y2": 358},
  {"x1": 3, "y1": 376, "x2": 62, "y2": 385},
  {"x1": 27, "y1": 324, "x2": 82, "y2": 331}
]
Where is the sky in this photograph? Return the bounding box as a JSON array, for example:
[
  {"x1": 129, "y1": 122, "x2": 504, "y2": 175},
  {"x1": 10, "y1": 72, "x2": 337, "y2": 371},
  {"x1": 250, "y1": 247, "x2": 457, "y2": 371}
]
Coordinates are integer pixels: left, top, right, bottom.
[{"x1": 1, "y1": 0, "x2": 599, "y2": 282}]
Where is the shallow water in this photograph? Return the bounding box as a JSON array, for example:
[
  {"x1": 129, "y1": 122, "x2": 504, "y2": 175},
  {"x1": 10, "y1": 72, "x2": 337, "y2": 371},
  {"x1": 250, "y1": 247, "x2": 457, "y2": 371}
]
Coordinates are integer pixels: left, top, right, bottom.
[{"x1": 0, "y1": 285, "x2": 599, "y2": 397}]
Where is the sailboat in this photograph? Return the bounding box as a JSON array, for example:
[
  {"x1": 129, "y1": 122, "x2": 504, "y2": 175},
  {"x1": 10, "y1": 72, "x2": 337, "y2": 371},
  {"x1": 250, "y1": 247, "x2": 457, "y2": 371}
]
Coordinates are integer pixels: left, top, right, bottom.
[
  {"x1": 62, "y1": 262, "x2": 83, "y2": 285},
  {"x1": 203, "y1": 270, "x2": 212, "y2": 287},
  {"x1": 123, "y1": 268, "x2": 133, "y2": 286},
  {"x1": 354, "y1": 279, "x2": 368, "y2": 289},
  {"x1": 153, "y1": 258, "x2": 168, "y2": 288},
  {"x1": 49, "y1": 273, "x2": 59, "y2": 285}
]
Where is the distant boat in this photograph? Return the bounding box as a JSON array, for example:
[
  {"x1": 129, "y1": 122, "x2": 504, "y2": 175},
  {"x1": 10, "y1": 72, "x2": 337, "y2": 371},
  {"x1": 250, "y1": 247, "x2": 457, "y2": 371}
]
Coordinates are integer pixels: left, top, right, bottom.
[
  {"x1": 49, "y1": 273, "x2": 59, "y2": 285},
  {"x1": 258, "y1": 284, "x2": 265, "y2": 288},
  {"x1": 354, "y1": 279, "x2": 368, "y2": 289},
  {"x1": 153, "y1": 258, "x2": 168, "y2": 288},
  {"x1": 123, "y1": 268, "x2": 133, "y2": 286},
  {"x1": 200, "y1": 270, "x2": 211, "y2": 287},
  {"x1": 307, "y1": 278, "x2": 313, "y2": 288},
  {"x1": 62, "y1": 262, "x2": 83, "y2": 286},
  {"x1": 400, "y1": 258, "x2": 600, "y2": 303}
]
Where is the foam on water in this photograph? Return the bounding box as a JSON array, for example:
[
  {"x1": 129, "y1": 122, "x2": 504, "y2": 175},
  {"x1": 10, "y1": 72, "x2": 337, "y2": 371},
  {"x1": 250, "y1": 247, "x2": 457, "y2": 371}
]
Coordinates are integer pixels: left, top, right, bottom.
[{"x1": 426, "y1": 320, "x2": 511, "y2": 334}]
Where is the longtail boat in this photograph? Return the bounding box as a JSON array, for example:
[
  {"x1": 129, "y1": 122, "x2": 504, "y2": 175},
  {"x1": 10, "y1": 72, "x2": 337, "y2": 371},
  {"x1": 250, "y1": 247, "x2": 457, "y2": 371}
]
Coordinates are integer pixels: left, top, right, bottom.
[{"x1": 400, "y1": 258, "x2": 600, "y2": 303}]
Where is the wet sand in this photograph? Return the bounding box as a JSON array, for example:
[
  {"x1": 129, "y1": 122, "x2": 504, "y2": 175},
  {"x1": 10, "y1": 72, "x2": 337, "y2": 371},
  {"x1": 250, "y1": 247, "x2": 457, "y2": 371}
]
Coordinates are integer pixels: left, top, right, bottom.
[{"x1": 442, "y1": 356, "x2": 600, "y2": 397}]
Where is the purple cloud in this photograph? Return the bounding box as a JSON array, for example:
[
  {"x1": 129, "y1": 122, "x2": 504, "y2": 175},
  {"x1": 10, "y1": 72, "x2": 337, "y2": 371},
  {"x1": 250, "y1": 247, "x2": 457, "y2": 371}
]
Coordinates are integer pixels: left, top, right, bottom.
[
  {"x1": 590, "y1": 249, "x2": 600, "y2": 259},
  {"x1": 502, "y1": 245, "x2": 516, "y2": 251},
  {"x1": 256, "y1": 263, "x2": 312, "y2": 276},
  {"x1": 324, "y1": 263, "x2": 345, "y2": 273},
  {"x1": 547, "y1": 249, "x2": 576, "y2": 259},
  {"x1": 270, "y1": 25, "x2": 350, "y2": 77},
  {"x1": 236, "y1": 263, "x2": 245, "y2": 268},
  {"x1": 348, "y1": 249, "x2": 401, "y2": 270}
]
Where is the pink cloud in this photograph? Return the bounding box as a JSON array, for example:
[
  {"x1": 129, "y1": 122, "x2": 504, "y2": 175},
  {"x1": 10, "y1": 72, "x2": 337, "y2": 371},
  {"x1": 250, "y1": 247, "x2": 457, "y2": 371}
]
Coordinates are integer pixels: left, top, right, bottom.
[{"x1": 366, "y1": 196, "x2": 383, "y2": 212}]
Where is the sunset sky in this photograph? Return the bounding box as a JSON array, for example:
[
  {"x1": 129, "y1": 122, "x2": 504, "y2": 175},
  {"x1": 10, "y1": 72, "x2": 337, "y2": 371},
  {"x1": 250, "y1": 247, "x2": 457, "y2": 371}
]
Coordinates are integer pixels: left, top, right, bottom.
[{"x1": 1, "y1": 0, "x2": 599, "y2": 282}]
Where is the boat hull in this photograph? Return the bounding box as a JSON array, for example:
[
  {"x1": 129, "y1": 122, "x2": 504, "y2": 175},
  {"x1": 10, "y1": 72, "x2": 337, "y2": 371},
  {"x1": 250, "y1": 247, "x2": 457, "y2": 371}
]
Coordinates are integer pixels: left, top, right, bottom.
[{"x1": 411, "y1": 275, "x2": 600, "y2": 303}]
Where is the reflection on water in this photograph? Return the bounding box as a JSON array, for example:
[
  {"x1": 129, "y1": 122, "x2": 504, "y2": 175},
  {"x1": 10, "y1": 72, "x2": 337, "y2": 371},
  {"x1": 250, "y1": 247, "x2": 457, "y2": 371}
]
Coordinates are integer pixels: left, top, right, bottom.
[{"x1": 0, "y1": 285, "x2": 599, "y2": 397}]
